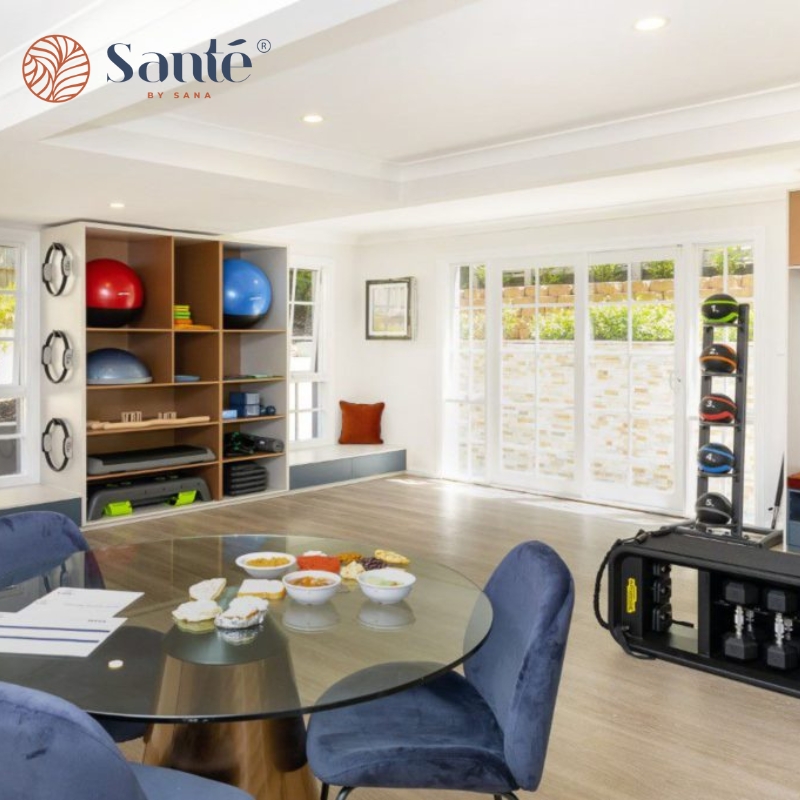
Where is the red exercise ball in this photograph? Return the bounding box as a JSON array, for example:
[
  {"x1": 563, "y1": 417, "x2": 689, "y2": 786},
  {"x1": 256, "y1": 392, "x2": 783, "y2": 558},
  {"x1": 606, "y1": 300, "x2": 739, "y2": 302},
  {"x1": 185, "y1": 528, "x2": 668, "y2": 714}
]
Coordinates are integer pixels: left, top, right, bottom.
[{"x1": 86, "y1": 258, "x2": 145, "y2": 327}]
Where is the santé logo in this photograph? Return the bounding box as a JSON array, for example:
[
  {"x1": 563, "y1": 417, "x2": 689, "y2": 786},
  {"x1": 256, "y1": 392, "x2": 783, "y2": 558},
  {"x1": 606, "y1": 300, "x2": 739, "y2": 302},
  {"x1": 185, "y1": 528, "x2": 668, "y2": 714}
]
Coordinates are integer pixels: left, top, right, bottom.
[{"x1": 23, "y1": 35, "x2": 90, "y2": 102}]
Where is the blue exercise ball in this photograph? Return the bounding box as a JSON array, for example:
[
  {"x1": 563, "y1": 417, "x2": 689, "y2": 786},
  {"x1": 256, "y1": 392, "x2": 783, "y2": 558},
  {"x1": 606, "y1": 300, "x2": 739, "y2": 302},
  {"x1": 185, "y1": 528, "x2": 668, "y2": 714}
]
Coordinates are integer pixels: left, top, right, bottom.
[
  {"x1": 87, "y1": 348, "x2": 152, "y2": 385},
  {"x1": 223, "y1": 258, "x2": 272, "y2": 329}
]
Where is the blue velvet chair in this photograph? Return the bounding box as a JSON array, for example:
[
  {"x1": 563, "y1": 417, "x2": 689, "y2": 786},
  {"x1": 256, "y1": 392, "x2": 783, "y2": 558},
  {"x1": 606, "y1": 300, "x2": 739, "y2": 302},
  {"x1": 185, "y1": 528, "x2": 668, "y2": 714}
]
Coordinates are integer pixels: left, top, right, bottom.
[
  {"x1": 0, "y1": 681, "x2": 253, "y2": 800},
  {"x1": 0, "y1": 510, "x2": 153, "y2": 743},
  {"x1": 307, "y1": 541, "x2": 574, "y2": 800}
]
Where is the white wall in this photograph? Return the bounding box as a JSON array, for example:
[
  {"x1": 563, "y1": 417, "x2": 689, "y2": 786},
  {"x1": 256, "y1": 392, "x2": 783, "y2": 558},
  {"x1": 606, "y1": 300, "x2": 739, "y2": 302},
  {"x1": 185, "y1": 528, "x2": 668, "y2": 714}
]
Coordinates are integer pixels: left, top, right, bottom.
[{"x1": 337, "y1": 199, "x2": 787, "y2": 520}]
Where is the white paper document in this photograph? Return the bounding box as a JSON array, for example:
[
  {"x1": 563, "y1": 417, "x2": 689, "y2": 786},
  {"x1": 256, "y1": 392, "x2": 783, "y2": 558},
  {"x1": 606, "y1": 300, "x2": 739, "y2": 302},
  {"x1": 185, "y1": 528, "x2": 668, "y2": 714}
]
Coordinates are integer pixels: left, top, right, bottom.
[
  {"x1": 19, "y1": 587, "x2": 142, "y2": 619},
  {"x1": 0, "y1": 615, "x2": 126, "y2": 657}
]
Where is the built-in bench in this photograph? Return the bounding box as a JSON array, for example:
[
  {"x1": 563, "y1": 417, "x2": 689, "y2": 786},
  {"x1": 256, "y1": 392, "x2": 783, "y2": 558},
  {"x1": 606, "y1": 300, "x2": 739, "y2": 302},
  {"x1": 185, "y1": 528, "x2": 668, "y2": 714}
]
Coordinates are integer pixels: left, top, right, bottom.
[
  {"x1": 289, "y1": 444, "x2": 407, "y2": 491},
  {"x1": 0, "y1": 485, "x2": 82, "y2": 525}
]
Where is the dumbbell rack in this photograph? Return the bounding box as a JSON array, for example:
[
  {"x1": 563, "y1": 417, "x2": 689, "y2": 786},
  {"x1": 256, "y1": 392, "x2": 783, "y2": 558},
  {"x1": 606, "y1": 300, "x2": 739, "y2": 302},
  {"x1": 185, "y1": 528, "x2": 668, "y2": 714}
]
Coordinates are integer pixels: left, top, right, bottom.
[
  {"x1": 606, "y1": 531, "x2": 800, "y2": 698},
  {"x1": 697, "y1": 303, "x2": 749, "y2": 537}
]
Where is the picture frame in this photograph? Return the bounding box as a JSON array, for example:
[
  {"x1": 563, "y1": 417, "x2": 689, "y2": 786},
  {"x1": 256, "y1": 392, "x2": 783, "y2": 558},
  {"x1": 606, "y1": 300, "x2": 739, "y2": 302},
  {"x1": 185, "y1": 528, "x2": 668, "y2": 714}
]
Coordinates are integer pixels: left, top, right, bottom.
[{"x1": 365, "y1": 277, "x2": 416, "y2": 340}]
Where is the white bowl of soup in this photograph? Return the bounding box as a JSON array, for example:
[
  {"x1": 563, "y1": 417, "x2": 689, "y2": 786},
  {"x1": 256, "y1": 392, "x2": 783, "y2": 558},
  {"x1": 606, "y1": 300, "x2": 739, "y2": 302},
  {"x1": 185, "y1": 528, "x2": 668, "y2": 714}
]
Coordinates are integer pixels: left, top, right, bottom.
[
  {"x1": 282, "y1": 570, "x2": 341, "y2": 605},
  {"x1": 236, "y1": 552, "x2": 296, "y2": 578},
  {"x1": 356, "y1": 568, "x2": 416, "y2": 605}
]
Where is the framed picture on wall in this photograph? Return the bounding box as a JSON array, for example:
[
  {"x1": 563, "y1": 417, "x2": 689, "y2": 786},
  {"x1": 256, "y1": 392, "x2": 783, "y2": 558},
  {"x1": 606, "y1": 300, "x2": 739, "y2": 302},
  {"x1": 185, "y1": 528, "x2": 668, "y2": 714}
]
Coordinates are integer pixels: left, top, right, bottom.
[{"x1": 365, "y1": 277, "x2": 416, "y2": 340}]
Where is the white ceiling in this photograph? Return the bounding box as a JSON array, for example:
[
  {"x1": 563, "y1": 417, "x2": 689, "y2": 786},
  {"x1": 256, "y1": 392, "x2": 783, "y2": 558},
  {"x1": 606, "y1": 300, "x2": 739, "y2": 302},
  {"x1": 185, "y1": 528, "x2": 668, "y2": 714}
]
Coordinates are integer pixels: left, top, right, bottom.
[{"x1": 1, "y1": 0, "x2": 800, "y2": 238}]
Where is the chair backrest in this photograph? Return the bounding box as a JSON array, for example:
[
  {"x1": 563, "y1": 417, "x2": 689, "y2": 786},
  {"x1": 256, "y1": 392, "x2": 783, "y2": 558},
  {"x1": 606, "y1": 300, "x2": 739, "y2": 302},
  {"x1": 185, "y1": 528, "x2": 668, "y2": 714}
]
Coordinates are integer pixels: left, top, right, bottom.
[
  {"x1": 464, "y1": 541, "x2": 574, "y2": 792},
  {"x1": 0, "y1": 681, "x2": 147, "y2": 800},
  {"x1": 0, "y1": 511, "x2": 91, "y2": 586}
]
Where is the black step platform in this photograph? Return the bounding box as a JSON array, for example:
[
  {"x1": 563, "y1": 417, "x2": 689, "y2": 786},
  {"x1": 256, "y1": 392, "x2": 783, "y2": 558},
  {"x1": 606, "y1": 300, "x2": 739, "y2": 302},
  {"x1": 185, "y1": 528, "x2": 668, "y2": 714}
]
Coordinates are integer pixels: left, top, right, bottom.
[
  {"x1": 87, "y1": 474, "x2": 212, "y2": 520},
  {"x1": 87, "y1": 445, "x2": 215, "y2": 476}
]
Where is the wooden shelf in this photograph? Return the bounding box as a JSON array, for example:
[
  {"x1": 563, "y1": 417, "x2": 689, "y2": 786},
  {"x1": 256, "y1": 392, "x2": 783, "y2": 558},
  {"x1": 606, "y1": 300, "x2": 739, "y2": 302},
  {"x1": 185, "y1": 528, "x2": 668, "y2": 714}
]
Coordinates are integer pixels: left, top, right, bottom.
[
  {"x1": 222, "y1": 415, "x2": 285, "y2": 425},
  {"x1": 87, "y1": 328, "x2": 172, "y2": 333},
  {"x1": 222, "y1": 377, "x2": 284, "y2": 384},
  {"x1": 87, "y1": 381, "x2": 218, "y2": 390},
  {"x1": 87, "y1": 421, "x2": 218, "y2": 437},
  {"x1": 222, "y1": 452, "x2": 285, "y2": 464},
  {"x1": 174, "y1": 328, "x2": 219, "y2": 333},
  {"x1": 223, "y1": 329, "x2": 286, "y2": 334},
  {"x1": 87, "y1": 460, "x2": 220, "y2": 482}
]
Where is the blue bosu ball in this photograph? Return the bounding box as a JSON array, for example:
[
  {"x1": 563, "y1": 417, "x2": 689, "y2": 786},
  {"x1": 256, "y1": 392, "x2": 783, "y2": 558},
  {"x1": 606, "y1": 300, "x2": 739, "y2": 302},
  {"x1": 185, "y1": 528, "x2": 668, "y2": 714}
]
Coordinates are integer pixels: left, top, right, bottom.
[
  {"x1": 223, "y1": 258, "x2": 272, "y2": 329},
  {"x1": 87, "y1": 348, "x2": 152, "y2": 385}
]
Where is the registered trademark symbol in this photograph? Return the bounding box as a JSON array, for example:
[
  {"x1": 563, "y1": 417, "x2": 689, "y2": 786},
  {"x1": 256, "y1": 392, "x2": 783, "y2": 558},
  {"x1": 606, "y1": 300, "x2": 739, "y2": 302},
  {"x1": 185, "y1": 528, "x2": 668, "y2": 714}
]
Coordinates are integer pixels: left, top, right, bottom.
[{"x1": 257, "y1": 39, "x2": 271, "y2": 53}]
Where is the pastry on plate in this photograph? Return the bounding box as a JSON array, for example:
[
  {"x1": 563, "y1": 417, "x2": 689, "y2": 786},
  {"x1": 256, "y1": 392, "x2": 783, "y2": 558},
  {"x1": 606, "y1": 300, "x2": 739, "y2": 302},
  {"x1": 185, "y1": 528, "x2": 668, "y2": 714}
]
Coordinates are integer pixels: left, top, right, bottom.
[
  {"x1": 189, "y1": 577, "x2": 227, "y2": 602},
  {"x1": 335, "y1": 551, "x2": 363, "y2": 564},
  {"x1": 172, "y1": 599, "x2": 222, "y2": 633},
  {"x1": 238, "y1": 579, "x2": 286, "y2": 600},
  {"x1": 375, "y1": 549, "x2": 410, "y2": 566},
  {"x1": 215, "y1": 596, "x2": 268, "y2": 629},
  {"x1": 341, "y1": 560, "x2": 366, "y2": 581}
]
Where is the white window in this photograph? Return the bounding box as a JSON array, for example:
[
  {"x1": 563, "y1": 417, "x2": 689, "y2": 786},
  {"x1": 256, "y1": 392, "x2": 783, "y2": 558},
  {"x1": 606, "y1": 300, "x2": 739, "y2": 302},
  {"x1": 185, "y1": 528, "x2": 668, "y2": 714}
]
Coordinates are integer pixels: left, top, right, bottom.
[
  {"x1": 0, "y1": 229, "x2": 39, "y2": 486},
  {"x1": 288, "y1": 262, "x2": 327, "y2": 444}
]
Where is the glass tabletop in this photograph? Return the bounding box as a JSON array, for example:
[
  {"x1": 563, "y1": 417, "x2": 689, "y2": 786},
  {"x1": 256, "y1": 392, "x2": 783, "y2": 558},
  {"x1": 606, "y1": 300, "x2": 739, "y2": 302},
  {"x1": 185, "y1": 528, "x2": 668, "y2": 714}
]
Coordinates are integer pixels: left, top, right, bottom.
[{"x1": 0, "y1": 535, "x2": 492, "y2": 722}]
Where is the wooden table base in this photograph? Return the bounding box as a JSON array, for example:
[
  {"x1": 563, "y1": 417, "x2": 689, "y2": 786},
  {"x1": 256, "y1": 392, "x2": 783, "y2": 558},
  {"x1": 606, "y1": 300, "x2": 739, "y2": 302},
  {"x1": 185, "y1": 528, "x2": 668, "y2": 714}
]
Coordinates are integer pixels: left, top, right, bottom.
[{"x1": 143, "y1": 716, "x2": 318, "y2": 800}]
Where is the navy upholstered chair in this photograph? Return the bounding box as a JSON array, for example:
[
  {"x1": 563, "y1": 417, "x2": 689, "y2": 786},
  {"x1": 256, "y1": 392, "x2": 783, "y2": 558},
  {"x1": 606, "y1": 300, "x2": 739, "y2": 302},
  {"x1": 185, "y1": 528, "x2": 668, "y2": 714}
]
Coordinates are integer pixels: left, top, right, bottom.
[
  {"x1": 307, "y1": 541, "x2": 574, "y2": 800},
  {"x1": 0, "y1": 681, "x2": 253, "y2": 800},
  {"x1": 0, "y1": 511, "x2": 152, "y2": 743}
]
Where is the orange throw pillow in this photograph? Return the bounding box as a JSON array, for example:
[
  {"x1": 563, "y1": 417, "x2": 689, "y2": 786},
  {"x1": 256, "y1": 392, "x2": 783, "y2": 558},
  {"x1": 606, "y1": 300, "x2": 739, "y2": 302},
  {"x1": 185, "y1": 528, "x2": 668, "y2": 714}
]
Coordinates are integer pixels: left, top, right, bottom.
[{"x1": 339, "y1": 401, "x2": 385, "y2": 444}]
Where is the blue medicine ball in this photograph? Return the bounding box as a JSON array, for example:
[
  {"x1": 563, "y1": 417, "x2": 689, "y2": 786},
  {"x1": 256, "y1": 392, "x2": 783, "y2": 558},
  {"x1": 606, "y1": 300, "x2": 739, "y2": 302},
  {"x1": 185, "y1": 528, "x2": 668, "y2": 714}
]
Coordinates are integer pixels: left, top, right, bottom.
[
  {"x1": 87, "y1": 348, "x2": 152, "y2": 385},
  {"x1": 223, "y1": 258, "x2": 272, "y2": 329}
]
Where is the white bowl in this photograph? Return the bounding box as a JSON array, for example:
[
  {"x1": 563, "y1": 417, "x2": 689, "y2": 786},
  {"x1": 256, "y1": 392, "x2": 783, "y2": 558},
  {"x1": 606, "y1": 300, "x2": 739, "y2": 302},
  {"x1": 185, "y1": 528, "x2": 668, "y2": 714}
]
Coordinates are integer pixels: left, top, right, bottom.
[
  {"x1": 235, "y1": 551, "x2": 296, "y2": 579},
  {"x1": 282, "y1": 570, "x2": 341, "y2": 605},
  {"x1": 356, "y1": 568, "x2": 416, "y2": 605}
]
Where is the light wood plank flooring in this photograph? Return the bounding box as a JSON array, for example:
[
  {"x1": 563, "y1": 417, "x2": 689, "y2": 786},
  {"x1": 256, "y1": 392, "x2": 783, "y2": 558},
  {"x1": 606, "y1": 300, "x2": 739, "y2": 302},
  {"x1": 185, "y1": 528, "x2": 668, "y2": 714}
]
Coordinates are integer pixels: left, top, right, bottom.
[{"x1": 94, "y1": 477, "x2": 799, "y2": 800}]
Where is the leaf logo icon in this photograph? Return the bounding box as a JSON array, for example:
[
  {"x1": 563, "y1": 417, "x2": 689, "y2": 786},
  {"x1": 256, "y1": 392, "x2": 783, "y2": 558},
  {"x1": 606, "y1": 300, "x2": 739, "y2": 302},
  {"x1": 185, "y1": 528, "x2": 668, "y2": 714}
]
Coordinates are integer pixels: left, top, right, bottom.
[{"x1": 23, "y1": 35, "x2": 90, "y2": 103}]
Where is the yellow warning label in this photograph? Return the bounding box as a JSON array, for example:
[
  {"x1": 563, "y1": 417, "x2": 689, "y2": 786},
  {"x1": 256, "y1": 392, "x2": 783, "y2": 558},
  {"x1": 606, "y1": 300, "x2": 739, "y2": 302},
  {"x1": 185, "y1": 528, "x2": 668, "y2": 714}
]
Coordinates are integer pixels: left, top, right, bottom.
[{"x1": 626, "y1": 578, "x2": 638, "y2": 614}]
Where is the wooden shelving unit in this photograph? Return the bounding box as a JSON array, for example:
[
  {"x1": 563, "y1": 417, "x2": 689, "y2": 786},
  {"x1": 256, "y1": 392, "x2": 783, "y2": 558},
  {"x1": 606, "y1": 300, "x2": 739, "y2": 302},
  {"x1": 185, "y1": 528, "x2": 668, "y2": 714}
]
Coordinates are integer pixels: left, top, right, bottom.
[{"x1": 40, "y1": 223, "x2": 289, "y2": 527}]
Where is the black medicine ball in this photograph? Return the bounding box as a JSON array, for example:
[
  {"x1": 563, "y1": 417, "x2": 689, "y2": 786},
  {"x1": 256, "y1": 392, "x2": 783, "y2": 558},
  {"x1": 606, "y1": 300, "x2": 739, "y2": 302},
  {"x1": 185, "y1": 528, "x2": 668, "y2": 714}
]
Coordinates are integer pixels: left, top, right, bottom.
[
  {"x1": 700, "y1": 343, "x2": 737, "y2": 374},
  {"x1": 695, "y1": 492, "x2": 733, "y2": 525},
  {"x1": 698, "y1": 443, "x2": 735, "y2": 475},
  {"x1": 701, "y1": 293, "x2": 738, "y2": 324},
  {"x1": 699, "y1": 393, "x2": 736, "y2": 423}
]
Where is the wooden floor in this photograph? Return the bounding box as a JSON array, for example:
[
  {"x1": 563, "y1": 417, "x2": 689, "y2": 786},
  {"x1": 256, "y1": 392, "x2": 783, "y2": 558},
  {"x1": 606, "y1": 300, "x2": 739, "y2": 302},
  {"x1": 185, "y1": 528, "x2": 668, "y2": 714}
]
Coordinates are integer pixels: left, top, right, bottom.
[{"x1": 94, "y1": 477, "x2": 800, "y2": 800}]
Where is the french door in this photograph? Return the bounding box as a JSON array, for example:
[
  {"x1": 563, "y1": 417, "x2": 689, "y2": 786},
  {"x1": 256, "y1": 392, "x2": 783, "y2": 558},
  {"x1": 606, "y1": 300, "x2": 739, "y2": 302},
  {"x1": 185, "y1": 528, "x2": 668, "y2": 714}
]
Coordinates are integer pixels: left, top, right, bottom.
[{"x1": 446, "y1": 248, "x2": 687, "y2": 514}]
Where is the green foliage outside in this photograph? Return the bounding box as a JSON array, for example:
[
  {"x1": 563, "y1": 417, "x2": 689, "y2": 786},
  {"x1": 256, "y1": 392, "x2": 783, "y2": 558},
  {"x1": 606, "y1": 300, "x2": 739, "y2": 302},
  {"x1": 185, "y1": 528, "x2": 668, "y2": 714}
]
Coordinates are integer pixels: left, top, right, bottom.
[
  {"x1": 589, "y1": 263, "x2": 627, "y2": 283},
  {"x1": 488, "y1": 304, "x2": 675, "y2": 342},
  {"x1": 640, "y1": 260, "x2": 675, "y2": 279},
  {"x1": 702, "y1": 245, "x2": 753, "y2": 276}
]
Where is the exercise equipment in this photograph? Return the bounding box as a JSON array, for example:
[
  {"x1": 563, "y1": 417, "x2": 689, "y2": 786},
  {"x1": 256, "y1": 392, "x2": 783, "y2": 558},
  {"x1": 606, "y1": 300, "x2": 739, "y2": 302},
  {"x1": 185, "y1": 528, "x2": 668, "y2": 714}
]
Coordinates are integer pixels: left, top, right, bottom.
[
  {"x1": 86, "y1": 258, "x2": 145, "y2": 327},
  {"x1": 41, "y1": 330, "x2": 74, "y2": 384},
  {"x1": 764, "y1": 588, "x2": 799, "y2": 670},
  {"x1": 695, "y1": 492, "x2": 733, "y2": 525},
  {"x1": 41, "y1": 243, "x2": 72, "y2": 297},
  {"x1": 224, "y1": 462, "x2": 267, "y2": 496},
  {"x1": 722, "y1": 582, "x2": 759, "y2": 660},
  {"x1": 87, "y1": 414, "x2": 210, "y2": 432},
  {"x1": 698, "y1": 443, "x2": 735, "y2": 475},
  {"x1": 700, "y1": 343, "x2": 737, "y2": 374},
  {"x1": 223, "y1": 258, "x2": 272, "y2": 328},
  {"x1": 86, "y1": 444, "x2": 215, "y2": 476},
  {"x1": 223, "y1": 432, "x2": 284, "y2": 457},
  {"x1": 41, "y1": 418, "x2": 73, "y2": 472},
  {"x1": 699, "y1": 393, "x2": 736, "y2": 424},
  {"x1": 86, "y1": 348, "x2": 152, "y2": 385},
  {"x1": 87, "y1": 474, "x2": 212, "y2": 520},
  {"x1": 701, "y1": 293, "x2": 739, "y2": 324}
]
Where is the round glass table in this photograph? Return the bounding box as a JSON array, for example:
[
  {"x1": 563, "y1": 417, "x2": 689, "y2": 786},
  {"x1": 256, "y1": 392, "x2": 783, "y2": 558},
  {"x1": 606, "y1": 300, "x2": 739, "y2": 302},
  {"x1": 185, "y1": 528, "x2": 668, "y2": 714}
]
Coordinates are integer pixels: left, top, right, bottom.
[{"x1": 0, "y1": 534, "x2": 492, "y2": 800}]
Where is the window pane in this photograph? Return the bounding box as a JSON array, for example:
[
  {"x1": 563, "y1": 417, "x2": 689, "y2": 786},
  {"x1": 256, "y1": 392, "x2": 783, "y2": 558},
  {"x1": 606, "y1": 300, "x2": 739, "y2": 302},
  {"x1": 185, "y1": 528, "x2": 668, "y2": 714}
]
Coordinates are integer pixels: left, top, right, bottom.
[
  {"x1": 0, "y1": 398, "x2": 19, "y2": 434},
  {"x1": 0, "y1": 247, "x2": 18, "y2": 291},
  {"x1": 0, "y1": 438, "x2": 19, "y2": 477},
  {"x1": 0, "y1": 296, "x2": 15, "y2": 336},
  {"x1": 293, "y1": 305, "x2": 314, "y2": 337},
  {"x1": 294, "y1": 269, "x2": 315, "y2": 302},
  {"x1": 0, "y1": 342, "x2": 16, "y2": 385},
  {"x1": 540, "y1": 267, "x2": 575, "y2": 306},
  {"x1": 291, "y1": 340, "x2": 317, "y2": 373},
  {"x1": 296, "y1": 411, "x2": 314, "y2": 441}
]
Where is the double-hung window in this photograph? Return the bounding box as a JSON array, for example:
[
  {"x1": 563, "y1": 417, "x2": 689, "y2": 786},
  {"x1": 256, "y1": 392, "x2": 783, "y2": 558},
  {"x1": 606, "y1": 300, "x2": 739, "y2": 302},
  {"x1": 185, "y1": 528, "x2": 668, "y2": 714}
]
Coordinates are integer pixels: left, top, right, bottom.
[
  {"x1": 288, "y1": 262, "x2": 327, "y2": 444},
  {"x1": 0, "y1": 229, "x2": 38, "y2": 485}
]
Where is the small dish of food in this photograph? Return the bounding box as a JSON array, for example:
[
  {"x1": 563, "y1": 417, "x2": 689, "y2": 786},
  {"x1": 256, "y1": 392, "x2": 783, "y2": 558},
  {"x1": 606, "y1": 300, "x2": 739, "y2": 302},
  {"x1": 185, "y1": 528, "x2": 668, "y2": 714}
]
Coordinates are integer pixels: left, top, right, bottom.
[
  {"x1": 214, "y1": 596, "x2": 269, "y2": 630},
  {"x1": 282, "y1": 570, "x2": 342, "y2": 605},
  {"x1": 356, "y1": 568, "x2": 416, "y2": 605},
  {"x1": 171, "y1": 599, "x2": 223, "y2": 633},
  {"x1": 235, "y1": 551, "x2": 297, "y2": 578}
]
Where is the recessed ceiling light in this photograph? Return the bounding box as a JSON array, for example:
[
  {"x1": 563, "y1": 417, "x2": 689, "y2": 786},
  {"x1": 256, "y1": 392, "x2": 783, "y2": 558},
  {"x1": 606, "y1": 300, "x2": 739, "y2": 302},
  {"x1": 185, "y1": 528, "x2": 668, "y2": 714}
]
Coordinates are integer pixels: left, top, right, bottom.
[
  {"x1": 302, "y1": 114, "x2": 324, "y2": 124},
  {"x1": 109, "y1": 202, "x2": 125, "y2": 209},
  {"x1": 634, "y1": 16, "x2": 669, "y2": 32}
]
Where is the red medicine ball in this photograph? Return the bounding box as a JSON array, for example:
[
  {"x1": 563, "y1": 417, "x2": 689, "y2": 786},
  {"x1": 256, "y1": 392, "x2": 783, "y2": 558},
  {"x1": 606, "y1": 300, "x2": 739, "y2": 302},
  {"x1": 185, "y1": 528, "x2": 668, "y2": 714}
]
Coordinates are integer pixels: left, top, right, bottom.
[{"x1": 86, "y1": 258, "x2": 145, "y2": 327}]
